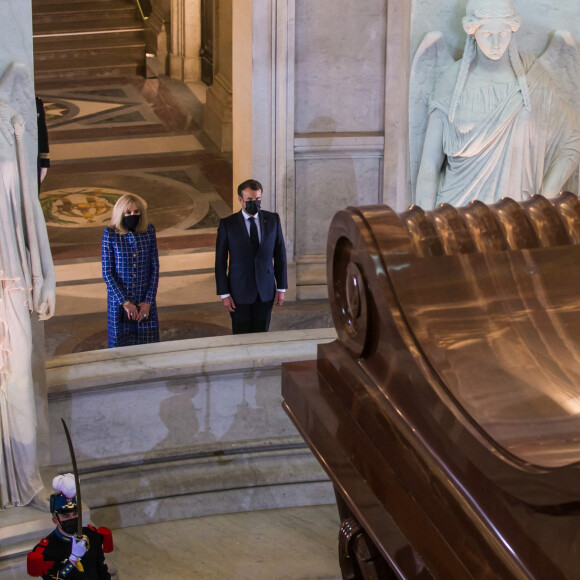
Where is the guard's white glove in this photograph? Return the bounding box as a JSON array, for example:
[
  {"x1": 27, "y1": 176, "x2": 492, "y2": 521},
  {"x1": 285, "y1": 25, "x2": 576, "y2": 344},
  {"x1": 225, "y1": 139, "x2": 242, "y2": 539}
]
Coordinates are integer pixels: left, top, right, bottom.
[{"x1": 70, "y1": 536, "x2": 87, "y2": 562}]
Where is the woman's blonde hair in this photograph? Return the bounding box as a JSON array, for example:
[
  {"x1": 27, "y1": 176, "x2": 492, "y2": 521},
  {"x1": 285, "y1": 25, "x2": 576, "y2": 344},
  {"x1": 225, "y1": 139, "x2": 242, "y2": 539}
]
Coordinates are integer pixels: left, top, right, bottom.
[{"x1": 110, "y1": 194, "x2": 149, "y2": 234}]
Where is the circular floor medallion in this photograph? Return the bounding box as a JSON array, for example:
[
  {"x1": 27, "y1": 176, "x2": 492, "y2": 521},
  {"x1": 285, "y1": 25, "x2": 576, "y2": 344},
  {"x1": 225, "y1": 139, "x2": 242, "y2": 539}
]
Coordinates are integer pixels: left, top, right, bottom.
[
  {"x1": 40, "y1": 187, "x2": 128, "y2": 228},
  {"x1": 43, "y1": 100, "x2": 77, "y2": 124}
]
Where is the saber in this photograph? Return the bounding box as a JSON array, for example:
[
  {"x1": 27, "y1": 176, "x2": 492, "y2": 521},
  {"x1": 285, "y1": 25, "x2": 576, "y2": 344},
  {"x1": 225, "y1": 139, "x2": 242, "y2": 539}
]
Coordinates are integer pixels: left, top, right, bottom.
[{"x1": 61, "y1": 418, "x2": 83, "y2": 540}]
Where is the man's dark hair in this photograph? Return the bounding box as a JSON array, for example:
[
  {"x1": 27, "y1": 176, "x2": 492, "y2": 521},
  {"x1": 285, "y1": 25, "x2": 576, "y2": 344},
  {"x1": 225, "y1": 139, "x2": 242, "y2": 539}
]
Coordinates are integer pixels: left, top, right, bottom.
[{"x1": 237, "y1": 179, "x2": 263, "y2": 198}]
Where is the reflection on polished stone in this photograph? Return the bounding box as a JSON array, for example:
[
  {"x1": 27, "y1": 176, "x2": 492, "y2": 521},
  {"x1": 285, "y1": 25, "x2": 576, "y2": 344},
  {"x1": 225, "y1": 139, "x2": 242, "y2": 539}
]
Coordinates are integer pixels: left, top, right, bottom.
[{"x1": 283, "y1": 193, "x2": 580, "y2": 579}]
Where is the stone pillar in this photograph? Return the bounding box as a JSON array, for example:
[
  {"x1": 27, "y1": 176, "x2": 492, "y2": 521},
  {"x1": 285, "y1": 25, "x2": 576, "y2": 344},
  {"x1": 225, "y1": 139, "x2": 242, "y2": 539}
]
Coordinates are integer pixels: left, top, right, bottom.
[
  {"x1": 232, "y1": 0, "x2": 253, "y2": 206},
  {"x1": 203, "y1": 0, "x2": 233, "y2": 152},
  {"x1": 145, "y1": 0, "x2": 171, "y2": 76},
  {"x1": 384, "y1": 0, "x2": 411, "y2": 211},
  {"x1": 169, "y1": 0, "x2": 202, "y2": 81}
]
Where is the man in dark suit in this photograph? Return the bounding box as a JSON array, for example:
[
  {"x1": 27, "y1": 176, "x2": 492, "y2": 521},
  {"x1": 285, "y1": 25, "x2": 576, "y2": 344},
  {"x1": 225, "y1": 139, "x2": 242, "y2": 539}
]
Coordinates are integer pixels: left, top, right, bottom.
[{"x1": 215, "y1": 179, "x2": 287, "y2": 334}]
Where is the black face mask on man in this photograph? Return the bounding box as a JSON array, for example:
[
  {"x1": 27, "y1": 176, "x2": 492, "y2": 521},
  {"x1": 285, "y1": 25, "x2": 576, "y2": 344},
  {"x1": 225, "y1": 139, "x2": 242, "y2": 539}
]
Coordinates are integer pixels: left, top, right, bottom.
[
  {"x1": 244, "y1": 200, "x2": 261, "y2": 216},
  {"x1": 122, "y1": 215, "x2": 140, "y2": 232},
  {"x1": 58, "y1": 516, "x2": 78, "y2": 535}
]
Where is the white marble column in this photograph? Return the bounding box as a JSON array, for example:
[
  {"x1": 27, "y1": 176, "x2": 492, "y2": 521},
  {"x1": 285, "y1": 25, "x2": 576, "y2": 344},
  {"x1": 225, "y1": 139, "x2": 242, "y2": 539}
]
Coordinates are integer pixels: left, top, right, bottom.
[
  {"x1": 203, "y1": 0, "x2": 233, "y2": 151},
  {"x1": 169, "y1": 0, "x2": 202, "y2": 81}
]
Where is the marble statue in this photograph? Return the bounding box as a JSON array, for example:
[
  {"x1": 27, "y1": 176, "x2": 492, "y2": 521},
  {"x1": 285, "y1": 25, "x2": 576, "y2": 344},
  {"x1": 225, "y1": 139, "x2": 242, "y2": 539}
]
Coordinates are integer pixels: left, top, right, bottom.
[
  {"x1": 0, "y1": 63, "x2": 56, "y2": 509},
  {"x1": 410, "y1": 0, "x2": 580, "y2": 209}
]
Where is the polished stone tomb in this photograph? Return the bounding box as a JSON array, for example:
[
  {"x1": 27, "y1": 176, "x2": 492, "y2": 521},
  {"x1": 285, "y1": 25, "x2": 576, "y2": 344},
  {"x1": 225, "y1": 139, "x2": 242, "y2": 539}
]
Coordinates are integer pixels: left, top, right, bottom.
[{"x1": 283, "y1": 192, "x2": 580, "y2": 579}]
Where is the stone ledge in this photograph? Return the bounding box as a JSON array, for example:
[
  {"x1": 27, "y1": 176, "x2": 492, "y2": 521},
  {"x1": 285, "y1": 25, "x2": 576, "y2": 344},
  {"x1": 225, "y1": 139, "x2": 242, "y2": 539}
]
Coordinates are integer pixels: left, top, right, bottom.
[
  {"x1": 47, "y1": 329, "x2": 337, "y2": 392},
  {"x1": 53, "y1": 446, "x2": 333, "y2": 529}
]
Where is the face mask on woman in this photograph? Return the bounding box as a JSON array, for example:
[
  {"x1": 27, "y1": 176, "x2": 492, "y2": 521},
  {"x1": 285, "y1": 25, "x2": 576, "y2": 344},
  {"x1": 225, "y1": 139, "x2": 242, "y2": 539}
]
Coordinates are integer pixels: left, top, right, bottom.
[{"x1": 122, "y1": 215, "x2": 140, "y2": 231}]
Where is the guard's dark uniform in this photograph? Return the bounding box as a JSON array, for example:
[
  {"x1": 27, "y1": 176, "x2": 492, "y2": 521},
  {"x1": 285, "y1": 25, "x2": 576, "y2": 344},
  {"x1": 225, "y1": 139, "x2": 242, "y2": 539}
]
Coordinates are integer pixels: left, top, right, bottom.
[
  {"x1": 36, "y1": 96, "x2": 50, "y2": 189},
  {"x1": 27, "y1": 525, "x2": 112, "y2": 579}
]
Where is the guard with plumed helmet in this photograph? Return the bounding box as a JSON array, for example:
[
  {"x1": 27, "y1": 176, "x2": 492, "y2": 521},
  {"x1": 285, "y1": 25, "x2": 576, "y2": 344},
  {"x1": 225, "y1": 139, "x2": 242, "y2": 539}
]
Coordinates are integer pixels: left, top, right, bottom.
[{"x1": 27, "y1": 474, "x2": 113, "y2": 579}]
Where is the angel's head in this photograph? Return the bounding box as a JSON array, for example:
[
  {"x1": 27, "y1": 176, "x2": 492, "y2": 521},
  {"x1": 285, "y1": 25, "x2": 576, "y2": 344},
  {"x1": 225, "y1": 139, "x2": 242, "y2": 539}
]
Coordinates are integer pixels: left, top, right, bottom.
[
  {"x1": 463, "y1": 0, "x2": 520, "y2": 61},
  {"x1": 463, "y1": 0, "x2": 520, "y2": 33},
  {"x1": 448, "y1": 0, "x2": 530, "y2": 122}
]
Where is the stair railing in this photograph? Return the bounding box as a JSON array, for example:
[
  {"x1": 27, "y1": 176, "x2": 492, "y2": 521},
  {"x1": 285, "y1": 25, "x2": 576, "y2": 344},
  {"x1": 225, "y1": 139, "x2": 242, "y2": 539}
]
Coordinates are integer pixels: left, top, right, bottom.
[{"x1": 135, "y1": 0, "x2": 152, "y2": 20}]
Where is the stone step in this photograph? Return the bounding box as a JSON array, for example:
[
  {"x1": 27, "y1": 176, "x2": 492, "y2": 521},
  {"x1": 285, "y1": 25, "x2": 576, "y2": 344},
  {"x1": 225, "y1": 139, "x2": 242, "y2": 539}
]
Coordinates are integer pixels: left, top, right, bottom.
[
  {"x1": 33, "y1": 12, "x2": 142, "y2": 34},
  {"x1": 0, "y1": 507, "x2": 51, "y2": 563},
  {"x1": 34, "y1": 41, "x2": 145, "y2": 67},
  {"x1": 34, "y1": 28, "x2": 145, "y2": 48},
  {"x1": 31, "y1": 0, "x2": 145, "y2": 82},
  {"x1": 33, "y1": 3, "x2": 136, "y2": 16},
  {"x1": 34, "y1": 61, "x2": 144, "y2": 83},
  {"x1": 35, "y1": 50, "x2": 144, "y2": 72},
  {"x1": 32, "y1": 0, "x2": 134, "y2": 11},
  {"x1": 32, "y1": 0, "x2": 134, "y2": 10}
]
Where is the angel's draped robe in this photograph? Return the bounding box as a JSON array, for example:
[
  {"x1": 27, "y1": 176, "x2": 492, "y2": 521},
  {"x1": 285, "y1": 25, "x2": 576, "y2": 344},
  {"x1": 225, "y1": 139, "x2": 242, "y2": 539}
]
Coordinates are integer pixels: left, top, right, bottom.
[
  {"x1": 0, "y1": 103, "x2": 45, "y2": 508},
  {"x1": 427, "y1": 53, "x2": 580, "y2": 207}
]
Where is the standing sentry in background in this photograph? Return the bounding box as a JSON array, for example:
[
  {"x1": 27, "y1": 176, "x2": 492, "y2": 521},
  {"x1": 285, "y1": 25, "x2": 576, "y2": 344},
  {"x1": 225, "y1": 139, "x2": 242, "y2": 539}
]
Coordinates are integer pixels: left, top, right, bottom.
[{"x1": 101, "y1": 194, "x2": 160, "y2": 348}]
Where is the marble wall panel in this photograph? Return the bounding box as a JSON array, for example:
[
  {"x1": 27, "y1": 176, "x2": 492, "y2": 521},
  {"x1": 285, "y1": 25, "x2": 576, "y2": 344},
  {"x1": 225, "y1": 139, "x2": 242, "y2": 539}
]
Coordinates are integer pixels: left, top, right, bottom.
[
  {"x1": 50, "y1": 368, "x2": 299, "y2": 464},
  {"x1": 294, "y1": 0, "x2": 387, "y2": 134},
  {"x1": 295, "y1": 156, "x2": 382, "y2": 256},
  {"x1": 411, "y1": 0, "x2": 580, "y2": 61}
]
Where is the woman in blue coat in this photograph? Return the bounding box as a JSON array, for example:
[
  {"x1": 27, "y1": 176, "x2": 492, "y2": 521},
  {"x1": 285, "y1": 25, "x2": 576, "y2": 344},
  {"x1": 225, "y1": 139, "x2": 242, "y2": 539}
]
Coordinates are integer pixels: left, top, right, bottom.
[{"x1": 102, "y1": 194, "x2": 160, "y2": 348}]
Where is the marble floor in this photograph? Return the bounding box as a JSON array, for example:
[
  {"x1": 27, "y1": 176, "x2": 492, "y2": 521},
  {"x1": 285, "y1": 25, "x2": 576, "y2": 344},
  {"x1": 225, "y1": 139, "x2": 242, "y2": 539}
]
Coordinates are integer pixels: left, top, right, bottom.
[
  {"x1": 40, "y1": 75, "x2": 231, "y2": 262},
  {"x1": 38, "y1": 74, "x2": 333, "y2": 355},
  {"x1": 109, "y1": 505, "x2": 341, "y2": 580}
]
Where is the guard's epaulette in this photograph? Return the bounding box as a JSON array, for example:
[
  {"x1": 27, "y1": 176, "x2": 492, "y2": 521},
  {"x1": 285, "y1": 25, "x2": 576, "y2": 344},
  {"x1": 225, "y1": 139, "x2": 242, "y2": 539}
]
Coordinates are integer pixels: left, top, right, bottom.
[
  {"x1": 26, "y1": 541, "x2": 53, "y2": 577},
  {"x1": 87, "y1": 523, "x2": 96, "y2": 532},
  {"x1": 98, "y1": 526, "x2": 114, "y2": 553}
]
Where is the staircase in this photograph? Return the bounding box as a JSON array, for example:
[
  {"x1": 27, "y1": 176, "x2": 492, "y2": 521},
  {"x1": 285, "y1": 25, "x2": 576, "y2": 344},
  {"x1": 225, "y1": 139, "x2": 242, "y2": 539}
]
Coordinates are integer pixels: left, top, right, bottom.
[{"x1": 32, "y1": 0, "x2": 146, "y2": 86}]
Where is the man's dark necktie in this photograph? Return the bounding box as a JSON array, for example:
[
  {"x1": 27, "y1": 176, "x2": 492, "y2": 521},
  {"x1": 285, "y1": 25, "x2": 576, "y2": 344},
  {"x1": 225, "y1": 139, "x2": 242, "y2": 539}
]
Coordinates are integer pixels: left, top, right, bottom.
[{"x1": 249, "y1": 216, "x2": 259, "y2": 254}]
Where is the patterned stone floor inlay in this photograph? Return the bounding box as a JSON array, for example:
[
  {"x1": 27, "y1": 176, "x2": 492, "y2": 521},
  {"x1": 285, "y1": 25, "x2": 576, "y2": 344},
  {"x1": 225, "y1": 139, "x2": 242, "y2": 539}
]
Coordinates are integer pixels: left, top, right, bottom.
[
  {"x1": 42, "y1": 82, "x2": 158, "y2": 130},
  {"x1": 44, "y1": 99, "x2": 75, "y2": 123},
  {"x1": 39, "y1": 75, "x2": 232, "y2": 256},
  {"x1": 40, "y1": 187, "x2": 124, "y2": 228},
  {"x1": 43, "y1": 167, "x2": 230, "y2": 248}
]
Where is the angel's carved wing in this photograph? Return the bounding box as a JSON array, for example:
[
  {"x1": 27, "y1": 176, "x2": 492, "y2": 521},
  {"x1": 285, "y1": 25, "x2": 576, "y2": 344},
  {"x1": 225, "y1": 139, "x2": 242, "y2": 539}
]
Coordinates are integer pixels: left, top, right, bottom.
[
  {"x1": 539, "y1": 31, "x2": 580, "y2": 124},
  {"x1": 539, "y1": 31, "x2": 580, "y2": 194},
  {"x1": 408, "y1": 32, "x2": 453, "y2": 202}
]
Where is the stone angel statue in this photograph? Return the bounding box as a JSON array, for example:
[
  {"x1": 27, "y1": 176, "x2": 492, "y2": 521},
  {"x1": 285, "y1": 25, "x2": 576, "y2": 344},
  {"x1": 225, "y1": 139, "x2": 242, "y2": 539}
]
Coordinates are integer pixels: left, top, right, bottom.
[
  {"x1": 0, "y1": 62, "x2": 56, "y2": 509},
  {"x1": 409, "y1": 0, "x2": 580, "y2": 210}
]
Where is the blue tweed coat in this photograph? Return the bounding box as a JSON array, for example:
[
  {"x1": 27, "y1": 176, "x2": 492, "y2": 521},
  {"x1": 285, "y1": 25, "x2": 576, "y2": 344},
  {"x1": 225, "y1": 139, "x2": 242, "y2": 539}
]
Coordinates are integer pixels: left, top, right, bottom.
[{"x1": 102, "y1": 224, "x2": 160, "y2": 348}]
